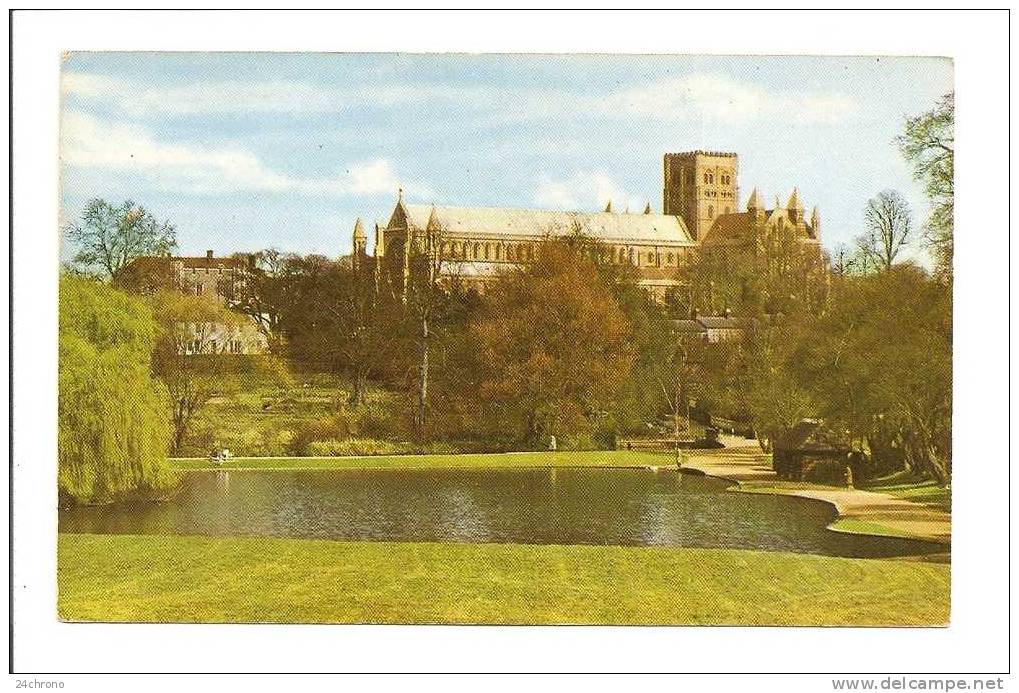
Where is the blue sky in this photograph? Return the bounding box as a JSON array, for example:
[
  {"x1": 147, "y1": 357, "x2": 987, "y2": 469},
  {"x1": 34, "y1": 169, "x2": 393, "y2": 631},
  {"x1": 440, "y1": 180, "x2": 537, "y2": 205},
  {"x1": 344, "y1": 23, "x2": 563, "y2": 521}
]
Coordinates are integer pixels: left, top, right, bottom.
[{"x1": 60, "y1": 53, "x2": 952, "y2": 261}]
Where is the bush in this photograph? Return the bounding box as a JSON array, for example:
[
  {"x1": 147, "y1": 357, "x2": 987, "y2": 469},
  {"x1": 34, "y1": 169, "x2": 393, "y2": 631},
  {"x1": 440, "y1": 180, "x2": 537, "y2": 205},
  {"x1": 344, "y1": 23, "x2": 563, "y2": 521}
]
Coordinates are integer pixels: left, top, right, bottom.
[
  {"x1": 306, "y1": 438, "x2": 461, "y2": 457},
  {"x1": 802, "y1": 458, "x2": 851, "y2": 486},
  {"x1": 307, "y1": 438, "x2": 405, "y2": 456}
]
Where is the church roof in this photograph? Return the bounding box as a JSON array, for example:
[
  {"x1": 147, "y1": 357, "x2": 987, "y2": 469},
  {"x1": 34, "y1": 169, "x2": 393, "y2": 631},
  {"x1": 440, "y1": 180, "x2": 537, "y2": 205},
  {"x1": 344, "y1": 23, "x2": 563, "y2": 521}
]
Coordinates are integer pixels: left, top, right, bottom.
[
  {"x1": 703, "y1": 209, "x2": 817, "y2": 244},
  {"x1": 395, "y1": 202, "x2": 695, "y2": 245}
]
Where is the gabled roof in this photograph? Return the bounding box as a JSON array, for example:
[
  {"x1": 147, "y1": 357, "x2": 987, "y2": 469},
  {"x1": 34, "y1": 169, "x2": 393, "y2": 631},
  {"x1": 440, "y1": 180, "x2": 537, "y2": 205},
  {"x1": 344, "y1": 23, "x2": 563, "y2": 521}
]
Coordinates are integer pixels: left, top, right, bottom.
[
  {"x1": 672, "y1": 319, "x2": 707, "y2": 334},
  {"x1": 697, "y1": 316, "x2": 743, "y2": 330},
  {"x1": 122, "y1": 255, "x2": 247, "y2": 273},
  {"x1": 389, "y1": 201, "x2": 695, "y2": 245},
  {"x1": 702, "y1": 209, "x2": 818, "y2": 244}
]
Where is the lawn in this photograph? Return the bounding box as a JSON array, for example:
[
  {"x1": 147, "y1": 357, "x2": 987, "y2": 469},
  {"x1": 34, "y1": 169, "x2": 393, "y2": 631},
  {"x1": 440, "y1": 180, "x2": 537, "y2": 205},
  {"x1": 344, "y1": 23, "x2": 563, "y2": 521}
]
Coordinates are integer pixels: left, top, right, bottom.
[
  {"x1": 861, "y1": 472, "x2": 951, "y2": 512},
  {"x1": 58, "y1": 533, "x2": 950, "y2": 626},
  {"x1": 172, "y1": 450, "x2": 673, "y2": 471}
]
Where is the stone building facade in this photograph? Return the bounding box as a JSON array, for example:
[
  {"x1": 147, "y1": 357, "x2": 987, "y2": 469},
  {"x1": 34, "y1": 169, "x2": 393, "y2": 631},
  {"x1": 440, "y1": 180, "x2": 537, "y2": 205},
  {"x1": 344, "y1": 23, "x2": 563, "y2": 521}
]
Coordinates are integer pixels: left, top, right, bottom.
[
  {"x1": 353, "y1": 151, "x2": 822, "y2": 302},
  {"x1": 116, "y1": 251, "x2": 268, "y2": 355}
]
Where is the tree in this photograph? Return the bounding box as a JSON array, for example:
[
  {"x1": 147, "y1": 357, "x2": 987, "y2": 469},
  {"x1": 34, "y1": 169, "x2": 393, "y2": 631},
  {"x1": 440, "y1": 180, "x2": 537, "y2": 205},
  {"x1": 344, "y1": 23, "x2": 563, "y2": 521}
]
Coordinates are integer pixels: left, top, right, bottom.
[
  {"x1": 279, "y1": 256, "x2": 403, "y2": 408},
  {"x1": 763, "y1": 265, "x2": 952, "y2": 484},
  {"x1": 856, "y1": 190, "x2": 913, "y2": 272},
  {"x1": 148, "y1": 291, "x2": 250, "y2": 454},
  {"x1": 59, "y1": 275, "x2": 174, "y2": 504},
  {"x1": 897, "y1": 92, "x2": 954, "y2": 277},
  {"x1": 65, "y1": 199, "x2": 177, "y2": 278},
  {"x1": 221, "y1": 248, "x2": 294, "y2": 352},
  {"x1": 459, "y1": 239, "x2": 635, "y2": 446}
]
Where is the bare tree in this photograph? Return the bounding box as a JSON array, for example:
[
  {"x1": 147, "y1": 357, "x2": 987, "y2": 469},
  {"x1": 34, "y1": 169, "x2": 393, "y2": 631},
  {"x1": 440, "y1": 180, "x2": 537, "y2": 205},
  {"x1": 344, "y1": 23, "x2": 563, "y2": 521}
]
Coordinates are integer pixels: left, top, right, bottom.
[
  {"x1": 896, "y1": 92, "x2": 954, "y2": 277},
  {"x1": 65, "y1": 199, "x2": 177, "y2": 278},
  {"x1": 856, "y1": 190, "x2": 913, "y2": 272}
]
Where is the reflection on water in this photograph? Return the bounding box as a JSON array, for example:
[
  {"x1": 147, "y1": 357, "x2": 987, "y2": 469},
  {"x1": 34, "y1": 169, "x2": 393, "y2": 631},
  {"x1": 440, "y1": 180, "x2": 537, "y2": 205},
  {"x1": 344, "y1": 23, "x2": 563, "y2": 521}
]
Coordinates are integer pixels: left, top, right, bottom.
[{"x1": 58, "y1": 467, "x2": 946, "y2": 559}]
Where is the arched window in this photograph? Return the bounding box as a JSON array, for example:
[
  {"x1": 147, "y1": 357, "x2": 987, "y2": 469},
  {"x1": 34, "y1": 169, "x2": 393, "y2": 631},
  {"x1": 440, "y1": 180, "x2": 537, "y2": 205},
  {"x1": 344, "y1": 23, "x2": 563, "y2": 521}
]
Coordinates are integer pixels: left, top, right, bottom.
[
  {"x1": 485, "y1": 243, "x2": 491, "y2": 259},
  {"x1": 449, "y1": 241, "x2": 458, "y2": 256},
  {"x1": 648, "y1": 251, "x2": 655, "y2": 263},
  {"x1": 495, "y1": 245, "x2": 501, "y2": 260},
  {"x1": 667, "y1": 252, "x2": 675, "y2": 265},
  {"x1": 703, "y1": 172, "x2": 709, "y2": 184},
  {"x1": 473, "y1": 243, "x2": 480, "y2": 259},
  {"x1": 628, "y1": 248, "x2": 635, "y2": 265},
  {"x1": 618, "y1": 247, "x2": 626, "y2": 263},
  {"x1": 506, "y1": 245, "x2": 514, "y2": 262}
]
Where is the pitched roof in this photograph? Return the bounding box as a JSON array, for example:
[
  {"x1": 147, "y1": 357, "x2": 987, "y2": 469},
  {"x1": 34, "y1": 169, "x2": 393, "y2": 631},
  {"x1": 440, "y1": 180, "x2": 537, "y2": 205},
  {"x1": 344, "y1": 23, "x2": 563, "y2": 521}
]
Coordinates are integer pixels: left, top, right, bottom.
[
  {"x1": 697, "y1": 316, "x2": 743, "y2": 330},
  {"x1": 672, "y1": 319, "x2": 707, "y2": 334},
  {"x1": 394, "y1": 202, "x2": 695, "y2": 245},
  {"x1": 702, "y1": 209, "x2": 818, "y2": 244},
  {"x1": 120, "y1": 255, "x2": 247, "y2": 273}
]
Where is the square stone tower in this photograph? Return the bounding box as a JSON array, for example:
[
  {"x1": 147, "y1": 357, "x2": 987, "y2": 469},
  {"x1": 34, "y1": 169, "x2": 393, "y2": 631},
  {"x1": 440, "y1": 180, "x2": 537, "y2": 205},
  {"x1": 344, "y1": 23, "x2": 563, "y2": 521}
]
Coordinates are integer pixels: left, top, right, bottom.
[{"x1": 663, "y1": 151, "x2": 739, "y2": 240}]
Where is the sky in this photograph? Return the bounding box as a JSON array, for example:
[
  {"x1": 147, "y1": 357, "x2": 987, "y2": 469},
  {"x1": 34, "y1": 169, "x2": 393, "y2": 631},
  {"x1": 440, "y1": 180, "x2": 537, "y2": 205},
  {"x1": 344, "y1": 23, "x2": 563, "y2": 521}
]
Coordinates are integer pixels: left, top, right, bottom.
[{"x1": 59, "y1": 53, "x2": 953, "y2": 262}]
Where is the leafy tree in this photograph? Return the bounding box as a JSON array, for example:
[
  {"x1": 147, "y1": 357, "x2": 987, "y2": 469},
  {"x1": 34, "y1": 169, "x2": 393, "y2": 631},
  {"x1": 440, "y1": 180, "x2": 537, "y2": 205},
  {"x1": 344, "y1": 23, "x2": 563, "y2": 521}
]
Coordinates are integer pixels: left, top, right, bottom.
[
  {"x1": 684, "y1": 217, "x2": 829, "y2": 318},
  {"x1": 278, "y1": 256, "x2": 404, "y2": 408},
  {"x1": 897, "y1": 92, "x2": 954, "y2": 277},
  {"x1": 148, "y1": 291, "x2": 252, "y2": 454},
  {"x1": 458, "y1": 239, "x2": 635, "y2": 446},
  {"x1": 754, "y1": 265, "x2": 952, "y2": 484},
  {"x1": 59, "y1": 275, "x2": 174, "y2": 503},
  {"x1": 855, "y1": 190, "x2": 913, "y2": 272},
  {"x1": 65, "y1": 199, "x2": 177, "y2": 278}
]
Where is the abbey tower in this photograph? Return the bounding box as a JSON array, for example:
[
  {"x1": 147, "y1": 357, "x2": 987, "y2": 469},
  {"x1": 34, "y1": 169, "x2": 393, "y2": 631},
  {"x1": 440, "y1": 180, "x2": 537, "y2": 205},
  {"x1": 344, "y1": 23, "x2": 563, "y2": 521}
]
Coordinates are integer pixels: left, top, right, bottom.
[{"x1": 662, "y1": 151, "x2": 739, "y2": 241}]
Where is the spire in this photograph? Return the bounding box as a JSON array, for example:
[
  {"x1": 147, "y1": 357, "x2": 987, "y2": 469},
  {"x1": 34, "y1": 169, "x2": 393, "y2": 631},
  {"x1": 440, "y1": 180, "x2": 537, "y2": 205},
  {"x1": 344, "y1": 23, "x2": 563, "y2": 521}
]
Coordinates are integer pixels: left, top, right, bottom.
[
  {"x1": 643, "y1": 202, "x2": 652, "y2": 215},
  {"x1": 397, "y1": 187, "x2": 404, "y2": 203},
  {"x1": 786, "y1": 187, "x2": 803, "y2": 212},
  {"x1": 810, "y1": 206, "x2": 820, "y2": 236},
  {"x1": 746, "y1": 187, "x2": 764, "y2": 212},
  {"x1": 604, "y1": 200, "x2": 613, "y2": 213},
  {"x1": 353, "y1": 217, "x2": 366, "y2": 240},
  {"x1": 374, "y1": 222, "x2": 386, "y2": 257}
]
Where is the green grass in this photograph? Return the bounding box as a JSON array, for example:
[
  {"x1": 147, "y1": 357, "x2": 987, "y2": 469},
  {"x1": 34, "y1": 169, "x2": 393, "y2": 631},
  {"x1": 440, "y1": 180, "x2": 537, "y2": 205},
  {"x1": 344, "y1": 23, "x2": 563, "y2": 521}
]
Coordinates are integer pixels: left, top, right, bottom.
[
  {"x1": 172, "y1": 450, "x2": 674, "y2": 471},
  {"x1": 58, "y1": 533, "x2": 950, "y2": 626},
  {"x1": 861, "y1": 472, "x2": 951, "y2": 512},
  {"x1": 828, "y1": 518, "x2": 933, "y2": 540}
]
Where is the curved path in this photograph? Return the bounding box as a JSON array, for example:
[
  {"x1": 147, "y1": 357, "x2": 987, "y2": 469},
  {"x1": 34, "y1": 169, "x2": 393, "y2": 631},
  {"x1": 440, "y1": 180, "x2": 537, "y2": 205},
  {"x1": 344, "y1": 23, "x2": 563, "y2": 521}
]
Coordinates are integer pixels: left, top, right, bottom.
[{"x1": 681, "y1": 440, "x2": 951, "y2": 546}]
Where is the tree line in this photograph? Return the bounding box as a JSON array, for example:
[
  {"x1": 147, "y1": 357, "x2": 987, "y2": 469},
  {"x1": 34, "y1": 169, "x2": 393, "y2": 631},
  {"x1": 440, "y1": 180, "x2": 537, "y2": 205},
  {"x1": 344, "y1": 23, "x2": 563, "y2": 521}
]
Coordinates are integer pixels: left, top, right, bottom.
[{"x1": 57, "y1": 93, "x2": 953, "y2": 503}]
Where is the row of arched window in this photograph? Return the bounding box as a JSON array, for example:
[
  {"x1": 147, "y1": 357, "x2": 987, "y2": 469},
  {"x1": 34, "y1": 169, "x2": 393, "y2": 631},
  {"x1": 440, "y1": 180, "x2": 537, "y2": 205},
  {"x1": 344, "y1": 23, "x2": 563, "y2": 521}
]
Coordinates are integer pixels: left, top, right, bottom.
[
  {"x1": 442, "y1": 240, "x2": 537, "y2": 262},
  {"x1": 440, "y1": 238, "x2": 686, "y2": 268}
]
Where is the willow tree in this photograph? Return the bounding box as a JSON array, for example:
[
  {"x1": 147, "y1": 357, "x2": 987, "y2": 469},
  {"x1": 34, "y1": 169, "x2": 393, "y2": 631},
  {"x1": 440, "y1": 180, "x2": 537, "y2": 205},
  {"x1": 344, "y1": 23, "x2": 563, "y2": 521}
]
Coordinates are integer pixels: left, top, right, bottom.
[{"x1": 58, "y1": 275, "x2": 174, "y2": 504}]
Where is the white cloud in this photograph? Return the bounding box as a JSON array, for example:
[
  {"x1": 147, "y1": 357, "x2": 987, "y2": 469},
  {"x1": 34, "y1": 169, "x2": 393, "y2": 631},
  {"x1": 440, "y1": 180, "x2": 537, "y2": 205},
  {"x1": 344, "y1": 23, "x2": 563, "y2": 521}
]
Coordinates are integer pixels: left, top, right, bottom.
[
  {"x1": 533, "y1": 171, "x2": 647, "y2": 213},
  {"x1": 601, "y1": 74, "x2": 857, "y2": 124},
  {"x1": 60, "y1": 110, "x2": 431, "y2": 198},
  {"x1": 61, "y1": 72, "x2": 489, "y2": 116},
  {"x1": 63, "y1": 71, "x2": 855, "y2": 125}
]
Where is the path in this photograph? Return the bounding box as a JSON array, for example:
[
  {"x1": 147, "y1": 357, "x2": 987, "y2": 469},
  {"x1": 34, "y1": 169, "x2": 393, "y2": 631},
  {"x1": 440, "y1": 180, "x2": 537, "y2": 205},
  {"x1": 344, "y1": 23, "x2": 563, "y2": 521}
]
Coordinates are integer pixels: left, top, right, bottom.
[{"x1": 681, "y1": 440, "x2": 951, "y2": 546}]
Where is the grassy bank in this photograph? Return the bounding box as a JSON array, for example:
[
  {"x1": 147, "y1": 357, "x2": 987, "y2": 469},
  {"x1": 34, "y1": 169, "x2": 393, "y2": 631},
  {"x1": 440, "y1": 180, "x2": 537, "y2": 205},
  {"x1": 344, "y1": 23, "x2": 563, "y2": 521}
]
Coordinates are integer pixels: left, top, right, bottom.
[
  {"x1": 172, "y1": 450, "x2": 672, "y2": 471},
  {"x1": 861, "y1": 472, "x2": 951, "y2": 512},
  {"x1": 58, "y1": 533, "x2": 949, "y2": 626}
]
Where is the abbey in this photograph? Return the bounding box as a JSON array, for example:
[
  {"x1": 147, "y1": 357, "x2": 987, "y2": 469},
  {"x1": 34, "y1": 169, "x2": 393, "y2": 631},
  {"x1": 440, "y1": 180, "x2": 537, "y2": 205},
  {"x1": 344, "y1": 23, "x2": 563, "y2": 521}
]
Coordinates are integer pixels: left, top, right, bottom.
[{"x1": 352, "y1": 151, "x2": 822, "y2": 300}]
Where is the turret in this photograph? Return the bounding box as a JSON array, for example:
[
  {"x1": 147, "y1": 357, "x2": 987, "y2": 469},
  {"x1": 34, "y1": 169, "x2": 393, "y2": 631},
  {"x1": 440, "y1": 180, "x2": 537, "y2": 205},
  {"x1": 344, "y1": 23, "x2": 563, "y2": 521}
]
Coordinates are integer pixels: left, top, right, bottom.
[
  {"x1": 810, "y1": 206, "x2": 820, "y2": 239},
  {"x1": 604, "y1": 200, "x2": 613, "y2": 213},
  {"x1": 786, "y1": 188, "x2": 804, "y2": 224},
  {"x1": 352, "y1": 217, "x2": 367, "y2": 267},
  {"x1": 643, "y1": 202, "x2": 652, "y2": 215},
  {"x1": 373, "y1": 222, "x2": 386, "y2": 257},
  {"x1": 746, "y1": 187, "x2": 765, "y2": 213}
]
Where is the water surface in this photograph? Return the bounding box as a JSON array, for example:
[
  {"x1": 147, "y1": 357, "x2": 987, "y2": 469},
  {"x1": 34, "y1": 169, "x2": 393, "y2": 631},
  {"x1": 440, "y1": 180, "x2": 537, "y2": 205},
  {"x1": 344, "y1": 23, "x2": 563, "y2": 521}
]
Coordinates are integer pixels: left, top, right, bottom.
[{"x1": 58, "y1": 468, "x2": 946, "y2": 559}]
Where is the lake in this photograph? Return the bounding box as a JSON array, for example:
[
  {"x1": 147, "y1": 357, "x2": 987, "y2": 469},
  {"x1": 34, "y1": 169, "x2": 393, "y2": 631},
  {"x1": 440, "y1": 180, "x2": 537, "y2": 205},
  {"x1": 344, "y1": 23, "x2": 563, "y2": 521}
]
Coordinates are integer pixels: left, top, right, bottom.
[{"x1": 58, "y1": 468, "x2": 946, "y2": 559}]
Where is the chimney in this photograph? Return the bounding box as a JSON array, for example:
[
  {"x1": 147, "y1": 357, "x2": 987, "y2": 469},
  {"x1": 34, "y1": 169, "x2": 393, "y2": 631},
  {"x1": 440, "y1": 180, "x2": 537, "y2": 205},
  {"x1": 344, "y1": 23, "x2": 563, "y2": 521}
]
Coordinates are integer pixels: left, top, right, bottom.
[{"x1": 206, "y1": 250, "x2": 214, "y2": 260}]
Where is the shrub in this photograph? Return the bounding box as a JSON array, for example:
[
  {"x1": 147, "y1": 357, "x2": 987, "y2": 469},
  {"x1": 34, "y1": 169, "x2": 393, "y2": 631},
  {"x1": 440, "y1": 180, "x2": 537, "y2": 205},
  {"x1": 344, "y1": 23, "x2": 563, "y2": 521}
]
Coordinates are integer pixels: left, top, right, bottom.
[{"x1": 802, "y1": 458, "x2": 851, "y2": 486}]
